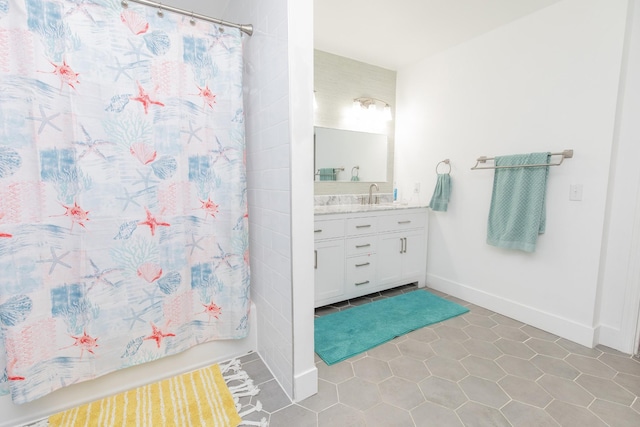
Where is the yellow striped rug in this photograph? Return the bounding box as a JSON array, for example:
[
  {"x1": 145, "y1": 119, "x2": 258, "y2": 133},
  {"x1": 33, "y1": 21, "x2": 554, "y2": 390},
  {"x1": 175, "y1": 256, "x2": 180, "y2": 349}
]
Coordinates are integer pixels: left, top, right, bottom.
[{"x1": 48, "y1": 363, "x2": 242, "y2": 427}]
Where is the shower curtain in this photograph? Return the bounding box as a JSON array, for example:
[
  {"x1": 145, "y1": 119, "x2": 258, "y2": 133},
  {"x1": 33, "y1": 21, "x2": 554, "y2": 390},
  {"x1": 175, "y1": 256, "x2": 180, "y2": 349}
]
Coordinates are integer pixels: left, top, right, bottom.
[{"x1": 0, "y1": 0, "x2": 249, "y2": 404}]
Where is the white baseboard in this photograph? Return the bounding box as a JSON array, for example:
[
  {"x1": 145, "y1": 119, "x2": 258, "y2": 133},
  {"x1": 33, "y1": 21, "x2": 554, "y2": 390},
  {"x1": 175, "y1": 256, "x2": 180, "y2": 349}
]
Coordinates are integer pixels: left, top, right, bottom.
[
  {"x1": 293, "y1": 365, "x2": 318, "y2": 402},
  {"x1": 1, "y1": 303, "x2": 258, "y2": 427},
  {"x1": 595, "y1": 324, "x2": 636, "y2": 354},
  {"x1": 427, "y1": 274, "x2": 596, "y2": 348}
]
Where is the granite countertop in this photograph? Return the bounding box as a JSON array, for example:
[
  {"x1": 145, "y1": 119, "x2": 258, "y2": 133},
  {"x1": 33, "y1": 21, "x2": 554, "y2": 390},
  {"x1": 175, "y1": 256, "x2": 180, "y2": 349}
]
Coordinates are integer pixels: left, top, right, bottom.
[{"x1": 314, "y1": 203, "x2": 429, "y2": 215}]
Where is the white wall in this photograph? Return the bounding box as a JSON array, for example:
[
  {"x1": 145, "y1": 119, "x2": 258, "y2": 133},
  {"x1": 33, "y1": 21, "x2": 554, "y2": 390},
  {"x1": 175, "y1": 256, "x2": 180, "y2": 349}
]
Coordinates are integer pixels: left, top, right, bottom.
[
  {"x1": 596, "y1": 0, "x2": 640, "y2": 353},
  {"x1": 395, "y1": 0, "x2": 629, "y2": 347},
  {"x1": 226, "y1": 0, "x2": 294, "y2": 396},
  {"x1": 287, "y1": 0, "x2": 317, "y2": 401},
  {"x1": 225, "y1": 0, "x2": 317, "y2": 400}
]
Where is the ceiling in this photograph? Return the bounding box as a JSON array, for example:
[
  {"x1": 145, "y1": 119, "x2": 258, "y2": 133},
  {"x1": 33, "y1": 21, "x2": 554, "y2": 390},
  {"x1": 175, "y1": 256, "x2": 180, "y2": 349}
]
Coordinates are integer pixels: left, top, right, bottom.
[
  {"x1": 314, "y1": 0, "x2": 563, "y2": 70},
  {"x1": 159, "y1": 0, "x2": 563, "y2": 71}
]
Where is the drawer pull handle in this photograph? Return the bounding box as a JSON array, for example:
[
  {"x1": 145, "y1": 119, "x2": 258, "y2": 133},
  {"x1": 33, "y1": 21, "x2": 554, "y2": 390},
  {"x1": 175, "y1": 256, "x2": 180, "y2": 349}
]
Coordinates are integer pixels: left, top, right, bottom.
[
  {"x1": 355, "y1": 244, "x2": 371, "y2": 248},
  {"x1": 314, "y1": 229, "x2": 322, "y2": 233},
  {"x1": 356, "y1": 224, "x2": 372, "y2": 228},
  {"x1": 355, "y1": 262, "x2": 370, "y2": 267},
  {"x1": 355, "y1": 280, "x2": 370, "y2": 286},
  {"x1": 314, "y1": 250, "x2": 317, "y2": 269},
  {"x1": 398, "y1": 220, "x2": 412, "y2": 224}
]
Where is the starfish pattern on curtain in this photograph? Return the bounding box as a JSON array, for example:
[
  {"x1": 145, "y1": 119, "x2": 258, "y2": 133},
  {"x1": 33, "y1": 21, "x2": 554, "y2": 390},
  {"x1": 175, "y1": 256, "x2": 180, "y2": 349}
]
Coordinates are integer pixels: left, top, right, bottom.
[{"x1": 0, "y1": 0, "x2": 249, "y2": 404}]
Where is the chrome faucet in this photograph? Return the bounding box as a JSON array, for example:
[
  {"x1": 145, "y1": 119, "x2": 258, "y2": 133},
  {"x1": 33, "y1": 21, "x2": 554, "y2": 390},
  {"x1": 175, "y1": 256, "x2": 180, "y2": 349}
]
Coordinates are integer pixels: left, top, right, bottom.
[{"x1": 368, "y1": 183, "x2": 379, "y2": 204}]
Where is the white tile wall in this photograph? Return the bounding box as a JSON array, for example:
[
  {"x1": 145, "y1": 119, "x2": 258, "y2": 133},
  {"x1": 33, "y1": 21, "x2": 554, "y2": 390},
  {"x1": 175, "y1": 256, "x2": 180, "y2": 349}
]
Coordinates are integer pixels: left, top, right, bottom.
[{"x1": 225, "y1": 0, "x2": 295, "y2": 397}]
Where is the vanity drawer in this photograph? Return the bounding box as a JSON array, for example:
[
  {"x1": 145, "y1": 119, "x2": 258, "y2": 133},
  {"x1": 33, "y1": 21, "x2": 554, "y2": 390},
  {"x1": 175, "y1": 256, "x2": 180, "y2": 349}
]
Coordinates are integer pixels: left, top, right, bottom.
[
  {"x1": 314, "y1": 219, "x2": 344, "y2": 241},
  {"x1": 346, "y1": 236, "x2": 377, "y2": 256},
  {"x1": 378, "y1": 211, "x2": 426, "y2": 232},
  {"x1": 346, "y1": 254, "x2": 376, "y2": 291},
  {"x1": 346, "y1": 217, "x2": 378, "y2": 236}
]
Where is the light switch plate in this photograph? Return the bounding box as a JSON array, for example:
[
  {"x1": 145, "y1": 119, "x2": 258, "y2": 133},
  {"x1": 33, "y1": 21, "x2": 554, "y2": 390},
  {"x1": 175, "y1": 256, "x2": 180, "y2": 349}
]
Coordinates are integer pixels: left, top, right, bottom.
[{"x1": 570, "y1": 184, "x2": 583, "y2": 201}]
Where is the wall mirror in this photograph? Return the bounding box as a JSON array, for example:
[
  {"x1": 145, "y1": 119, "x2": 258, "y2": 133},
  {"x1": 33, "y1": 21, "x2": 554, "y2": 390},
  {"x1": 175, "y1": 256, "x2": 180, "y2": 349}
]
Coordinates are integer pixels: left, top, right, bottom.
[{"x1": 314, "y1": 127, "x2": 388, "y2": 182}]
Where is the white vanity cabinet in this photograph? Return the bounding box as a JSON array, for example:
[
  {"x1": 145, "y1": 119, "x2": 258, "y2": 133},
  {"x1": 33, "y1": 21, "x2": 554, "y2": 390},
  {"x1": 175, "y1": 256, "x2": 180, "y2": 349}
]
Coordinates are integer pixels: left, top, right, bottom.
[
  {"x1": 377, "y1": 211, "x2": 427, "y2": 287},
  {"x1": 314, "y1": 219, "x2": 345, "y2": 302},
  {"x1": 314, "y1": 207, "x2": 428, "y2": 308}
]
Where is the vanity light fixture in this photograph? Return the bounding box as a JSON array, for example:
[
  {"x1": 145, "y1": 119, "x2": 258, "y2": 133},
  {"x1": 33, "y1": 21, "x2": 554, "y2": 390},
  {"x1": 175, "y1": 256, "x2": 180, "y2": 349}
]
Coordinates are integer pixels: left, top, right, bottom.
[
  {"x1": 353, "y1": 97, "x2": 392, "y2": 121},
  {"x1": 382, "y1": 104, "x2": 392, "y2": 121}
]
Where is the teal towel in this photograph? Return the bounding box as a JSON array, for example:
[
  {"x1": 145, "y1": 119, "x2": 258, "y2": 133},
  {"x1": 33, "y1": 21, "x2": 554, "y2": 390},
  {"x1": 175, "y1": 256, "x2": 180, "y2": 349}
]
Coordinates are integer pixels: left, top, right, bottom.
[
  {"x1": 318, "y1": 168, "x2": 336, "y2": 181},
  {"x1": 487, "y1": 152, "x2": 550, "y2": 252},
  {"x1": 351, "y1": 166, "x2": 360, "y2": 181},
  {"x1": 429, "y1": 174, "x2": 451, "y2": 212}
]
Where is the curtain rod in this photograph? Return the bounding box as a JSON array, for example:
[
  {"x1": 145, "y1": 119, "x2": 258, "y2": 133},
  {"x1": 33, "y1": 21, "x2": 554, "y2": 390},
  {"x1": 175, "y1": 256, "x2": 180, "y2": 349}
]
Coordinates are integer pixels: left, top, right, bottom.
[{"x1": 122, "y1": 0, "x2": 253, "y2": 36}]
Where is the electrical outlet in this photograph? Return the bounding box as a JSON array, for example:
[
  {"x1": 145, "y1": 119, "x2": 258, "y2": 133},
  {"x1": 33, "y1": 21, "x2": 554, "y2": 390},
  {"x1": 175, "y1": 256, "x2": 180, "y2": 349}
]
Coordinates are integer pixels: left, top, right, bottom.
[{"x1": 414, "y1": 182, "x2": 421, "y2": 193}]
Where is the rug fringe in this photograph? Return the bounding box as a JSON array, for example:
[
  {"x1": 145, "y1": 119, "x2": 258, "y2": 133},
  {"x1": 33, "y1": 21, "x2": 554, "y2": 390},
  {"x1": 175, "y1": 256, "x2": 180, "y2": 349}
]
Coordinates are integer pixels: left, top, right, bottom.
[
  {"x1": 228, "y1": 379, "x2": 258, "y2": 394},
  {"x1": 225, "y1": 370, "x2": 250, "y2": 382},
  {"x1": 238, "y1": 400, "x2": 262, "y2": 417},
  {"x1": 223, "y1": 358, "x2": 269, "y2": 427},
  {"x1": 220, "y1": 358, "x2": 242, "y2": 374},
  {"x1": 239, "y1": 418, "x2": 268, "y2": 427}
]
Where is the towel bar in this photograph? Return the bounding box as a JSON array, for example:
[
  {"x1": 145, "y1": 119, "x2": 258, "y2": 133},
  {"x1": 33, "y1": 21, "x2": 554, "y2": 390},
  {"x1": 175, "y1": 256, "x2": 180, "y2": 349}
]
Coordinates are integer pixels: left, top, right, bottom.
[
  {"x1": 436, "y1": 159, "x2": 451, "y2": 174},
  {"x1": 471, "y1": 150, "x2": 573, "y2": 170},
  {"x1": 315, "y1": 166, "x2": 345, "y2": 176}
]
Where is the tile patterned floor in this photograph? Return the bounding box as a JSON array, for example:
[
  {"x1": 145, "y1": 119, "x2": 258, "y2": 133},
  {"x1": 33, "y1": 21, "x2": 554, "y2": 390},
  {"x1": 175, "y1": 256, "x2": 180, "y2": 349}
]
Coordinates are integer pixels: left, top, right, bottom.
[{"x1": 241, "y1": 285, "x2": 640, "y2": 427}]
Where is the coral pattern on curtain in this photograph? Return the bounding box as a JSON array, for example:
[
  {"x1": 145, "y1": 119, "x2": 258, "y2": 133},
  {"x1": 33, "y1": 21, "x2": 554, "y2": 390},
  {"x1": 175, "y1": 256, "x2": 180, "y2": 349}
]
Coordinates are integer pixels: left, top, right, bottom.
[{"x1": 0, "y1": 0, "x2": 249, "y2": 404}]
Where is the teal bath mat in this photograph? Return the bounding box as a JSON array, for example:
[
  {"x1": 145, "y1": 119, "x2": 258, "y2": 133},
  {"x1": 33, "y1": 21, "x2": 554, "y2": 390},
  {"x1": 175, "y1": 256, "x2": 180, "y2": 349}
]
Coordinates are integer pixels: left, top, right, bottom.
[{"x1": 315, "y1": 290, "x2": 469, "y2": 365}]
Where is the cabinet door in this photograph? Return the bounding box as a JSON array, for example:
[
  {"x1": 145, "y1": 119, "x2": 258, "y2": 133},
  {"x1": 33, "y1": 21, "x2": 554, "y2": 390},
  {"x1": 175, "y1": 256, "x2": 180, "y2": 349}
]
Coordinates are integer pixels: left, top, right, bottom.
[
  {"x1": 314, "y1": 239, "x2": 345, "y2": 304},
  {"x1": 377, "y1": 232, "x2": 404, "y2": 286},
  {"x1": 402, "y1": 230, "x2": 426, "y2": 281}
]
